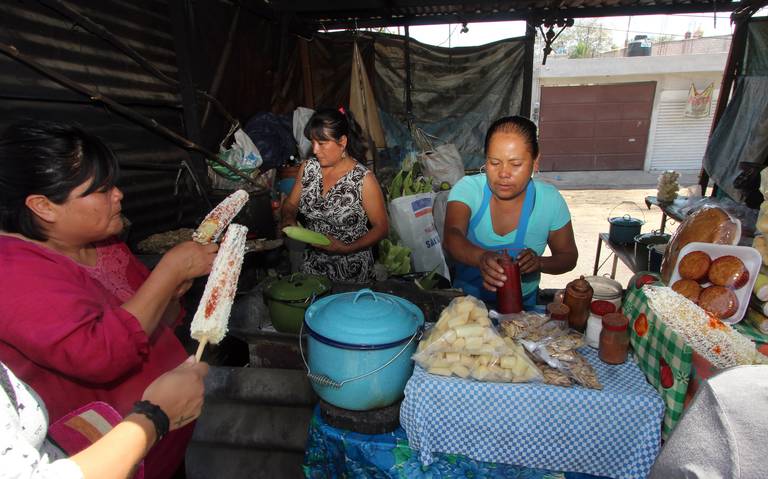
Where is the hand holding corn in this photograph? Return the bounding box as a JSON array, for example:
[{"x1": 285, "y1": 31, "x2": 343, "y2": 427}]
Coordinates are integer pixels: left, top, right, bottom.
[{"x1": 193, "y1": 189, "x2": 249, "y2": 244}]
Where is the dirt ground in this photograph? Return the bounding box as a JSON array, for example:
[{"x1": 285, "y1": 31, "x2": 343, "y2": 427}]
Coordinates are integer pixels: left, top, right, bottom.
[{"x1": 539, "y1": 188, "x2": 679, "y2": 291}]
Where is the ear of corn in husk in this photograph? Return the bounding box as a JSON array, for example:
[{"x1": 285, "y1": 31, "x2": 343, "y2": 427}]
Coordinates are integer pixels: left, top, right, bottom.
[
  {"x1": 191, "y1": 223, "x2": 248, "y2": 359},
  {"x1": 193, "y1": 189, "x2": 249, "y2": 244},
  {"x1": 282, "y1": 225, "x2": 331, "y2": 246}
]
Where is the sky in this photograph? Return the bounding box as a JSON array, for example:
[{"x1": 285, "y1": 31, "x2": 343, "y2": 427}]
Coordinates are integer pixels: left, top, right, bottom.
[{"x1": 379, "y1": 12, "x2": 743, "y2": 49}]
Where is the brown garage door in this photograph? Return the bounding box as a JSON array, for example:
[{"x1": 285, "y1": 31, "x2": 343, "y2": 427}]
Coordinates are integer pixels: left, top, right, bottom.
[{"x1": 538, "y1": 82, "x2": 656, "y2": 171}]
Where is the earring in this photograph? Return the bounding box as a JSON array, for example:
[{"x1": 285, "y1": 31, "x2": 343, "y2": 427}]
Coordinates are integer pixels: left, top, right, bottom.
[
  {"x1": 341, "y1": 150, "x2": 347, "y2": 159},
  {"x1": 479, "y1": 165, "x2": 486, "y2": 174}
]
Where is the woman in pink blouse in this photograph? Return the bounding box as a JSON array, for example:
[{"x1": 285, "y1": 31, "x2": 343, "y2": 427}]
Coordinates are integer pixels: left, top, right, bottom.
[{"x1": 0, "y1": 121, "x2": 218, "y2": 479}]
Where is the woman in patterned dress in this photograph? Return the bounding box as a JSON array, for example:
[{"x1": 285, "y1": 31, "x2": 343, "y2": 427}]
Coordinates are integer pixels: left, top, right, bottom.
[
  {"x1": 281, "y1": 108, "x2": 388, "y2": 283},
  {"x1": 0, "y1": 121, "x2": 218, "y2": 479}
]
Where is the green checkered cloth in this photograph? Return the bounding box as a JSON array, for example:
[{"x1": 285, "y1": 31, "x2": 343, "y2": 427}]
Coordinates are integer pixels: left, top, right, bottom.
[{"x1": 623, "y1": 287, "x2": 692, "y2": 440}]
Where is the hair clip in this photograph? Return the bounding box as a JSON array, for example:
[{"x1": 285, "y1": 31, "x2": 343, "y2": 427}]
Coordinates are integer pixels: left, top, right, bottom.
[{"x1": 338, "y1": 106, "x2": 346, "y2": 116}]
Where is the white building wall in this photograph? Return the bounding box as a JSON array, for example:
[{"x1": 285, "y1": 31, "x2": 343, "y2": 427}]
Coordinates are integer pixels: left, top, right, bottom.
[{"x1": 533, "y1": 53, "x2": 727, "y2": 172}]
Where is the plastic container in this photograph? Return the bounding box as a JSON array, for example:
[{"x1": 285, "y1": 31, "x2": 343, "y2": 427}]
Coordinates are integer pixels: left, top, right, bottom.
[
  {"x1": 669, "y1": 242, "x2": 761, "y2": 324},
  {"x1": 586, "y1": 301, "x2": 614, "y2": 348},
  {"x1": 585, "y1": 315, "x2": 603, "y2": 348},
  {"x1": 584, "y1": 275, "x2": 623, "y2": 311},
  {"x1": 497, "y1": 250, "x2": 523, "y2": 314},
  {"x1": 302, "y1": 289, "x2": 424, "y2": 411},
  {"x1": 599, "y1": 312, "x2": 629, "y2": 364}
]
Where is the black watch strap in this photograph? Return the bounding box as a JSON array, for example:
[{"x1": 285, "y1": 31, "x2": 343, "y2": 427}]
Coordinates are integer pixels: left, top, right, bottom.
[{"x1": 131, "y1": 400, "x2": 170, "y2": 442}]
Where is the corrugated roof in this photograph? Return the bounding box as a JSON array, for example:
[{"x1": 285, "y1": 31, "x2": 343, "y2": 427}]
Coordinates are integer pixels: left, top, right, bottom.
[{"x1": 267, "y1": 0, "x2": 738, "y2": 29}]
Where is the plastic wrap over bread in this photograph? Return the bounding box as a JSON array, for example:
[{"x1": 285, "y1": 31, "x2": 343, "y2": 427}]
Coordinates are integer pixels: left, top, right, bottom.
[{"x1": 660, "y1": 205, "x2": 740, "y2": 284}]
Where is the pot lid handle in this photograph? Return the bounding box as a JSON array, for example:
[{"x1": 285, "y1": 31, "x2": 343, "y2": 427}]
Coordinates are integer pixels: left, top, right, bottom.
[
  {"x1": 607, "y1": 200, "x2": 646, "y2": 224},
  {"x1": 353, "y1": 288, "x2": 379, "y2": 304}
]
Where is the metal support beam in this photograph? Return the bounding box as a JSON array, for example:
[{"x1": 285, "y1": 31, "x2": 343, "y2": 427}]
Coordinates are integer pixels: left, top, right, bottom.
[
  {"x1": 404, "y1": 25, "x2": 413, "y2": 126},
  {"x1": 521, "y1": 21, "x2": 535, "y2": 118}
]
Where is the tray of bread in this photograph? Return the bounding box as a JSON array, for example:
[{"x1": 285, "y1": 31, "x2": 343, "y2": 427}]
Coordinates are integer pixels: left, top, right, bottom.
[{"x1": 669, "y1": 242, "x2": 761, "y2": 324}]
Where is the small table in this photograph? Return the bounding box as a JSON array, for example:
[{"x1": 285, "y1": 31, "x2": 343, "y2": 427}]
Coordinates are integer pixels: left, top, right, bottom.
[
  {"x1": 401, "y1": 348, "x2": 665, "y2": 479},
  {"x1": 303, "y1": 405, "x2": 605, "y2": 478},
  {"x1": 593, "y1": 233, "x2": 638, "y2": 278},
  {"x1": 644, "y1": 196, "x2": 686, "y2": 234}
]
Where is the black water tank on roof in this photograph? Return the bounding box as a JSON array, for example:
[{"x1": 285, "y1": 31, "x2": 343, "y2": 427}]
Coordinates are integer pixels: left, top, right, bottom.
[{"x1": 627, "y1": 35, "x2": 652, "y2": 57}]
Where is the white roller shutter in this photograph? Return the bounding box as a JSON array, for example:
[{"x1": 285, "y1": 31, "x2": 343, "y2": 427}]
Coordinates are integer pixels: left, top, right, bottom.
[{"x1": 649, "y1": 89, "x2": 717, "y2": 171}]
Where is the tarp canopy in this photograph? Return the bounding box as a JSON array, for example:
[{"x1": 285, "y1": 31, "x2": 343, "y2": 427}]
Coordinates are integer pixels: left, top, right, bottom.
[
  {"x1": 704, "y1": 19, "x2": 768, "y2": 202},
  {"x1": 373, "y1": 34, "x2": 526, "y2": 168},
  {"x1": 276, "y1": 31, "x2": 526, "y2": 169}
]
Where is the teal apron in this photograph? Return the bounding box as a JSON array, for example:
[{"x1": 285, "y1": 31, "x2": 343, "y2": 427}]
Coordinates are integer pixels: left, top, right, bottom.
[{"x1": 453, "y1": 179, "x2": 537, "y2": 309}]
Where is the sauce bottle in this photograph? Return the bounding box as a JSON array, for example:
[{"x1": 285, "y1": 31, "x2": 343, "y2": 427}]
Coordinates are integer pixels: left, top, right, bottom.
[
  {"x1": 496, "y1": 249, "x2": 523, "y2": 314},
  {"x1": 564, "y1": 276, "x2": 593, "y2": 332}
]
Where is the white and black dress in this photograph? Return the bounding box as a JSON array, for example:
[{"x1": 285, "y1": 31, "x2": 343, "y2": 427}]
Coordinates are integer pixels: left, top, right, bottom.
[{"x1": 298, "y1": 159, "x2": 374, "y2": 283}]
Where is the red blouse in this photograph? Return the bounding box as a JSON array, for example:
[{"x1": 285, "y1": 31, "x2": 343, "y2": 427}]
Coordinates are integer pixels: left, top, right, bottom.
[{"x1": 0, "y1": 235, "x2": 190, "y2": 479}]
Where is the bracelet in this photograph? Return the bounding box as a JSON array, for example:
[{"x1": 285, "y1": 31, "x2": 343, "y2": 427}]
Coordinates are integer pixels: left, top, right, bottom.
[{"x1": 131, "y1": 400, "x2": 170, "y2": 443}]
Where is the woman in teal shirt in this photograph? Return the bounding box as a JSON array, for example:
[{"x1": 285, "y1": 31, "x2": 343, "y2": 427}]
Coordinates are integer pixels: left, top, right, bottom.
[{"x1": 443, "y1": 116, "x2": 578, "y2": 308}]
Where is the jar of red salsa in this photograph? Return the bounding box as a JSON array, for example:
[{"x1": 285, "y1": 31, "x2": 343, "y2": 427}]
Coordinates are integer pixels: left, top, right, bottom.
[{"x1": 599, "y1": 312, "x2": 630, "y2": 364}]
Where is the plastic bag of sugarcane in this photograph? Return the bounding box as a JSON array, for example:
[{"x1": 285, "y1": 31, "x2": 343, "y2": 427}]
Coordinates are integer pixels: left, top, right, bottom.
[{"x1": 413, "y1": 296, "x2": 543, "y2": 383}]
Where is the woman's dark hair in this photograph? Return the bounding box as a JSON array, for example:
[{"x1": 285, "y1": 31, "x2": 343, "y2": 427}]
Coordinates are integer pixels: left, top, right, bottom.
[
  {"x1": 304, "y1": 108, "x2": 368, "y2": 161},
  {"x1": 484, "y1": 116, "x2": 539, "y2": 159},
  {"x1": 0, "y1": 120, "x2": 119, "y2": 241}
]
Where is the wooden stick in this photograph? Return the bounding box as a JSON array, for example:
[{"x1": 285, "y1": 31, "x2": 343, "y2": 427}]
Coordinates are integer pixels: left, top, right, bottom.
[{"x1": 195, "y1": 338, "x2": 208, "y2": 362}]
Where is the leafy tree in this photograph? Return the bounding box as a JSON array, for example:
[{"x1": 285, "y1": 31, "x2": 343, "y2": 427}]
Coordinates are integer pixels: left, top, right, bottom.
[{"x1": 550, "y1": 19, "x2": 617, "y2": 58}]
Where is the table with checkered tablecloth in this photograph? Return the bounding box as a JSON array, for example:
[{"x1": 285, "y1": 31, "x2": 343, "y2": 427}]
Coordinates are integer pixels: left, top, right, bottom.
[{"x1": 400, "y1": 347, "x2": 664, "y2": 479}]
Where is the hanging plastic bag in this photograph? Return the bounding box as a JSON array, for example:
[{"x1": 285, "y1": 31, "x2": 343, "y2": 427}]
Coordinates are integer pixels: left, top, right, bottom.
[
  {"x1": 389, "y1": 192, "x2": 450, "y2": 280},
  {"x1": 684, "y1": 82, "x2": 714, "y2": 119},
  {"x1": 210, "y1": 129, "x2": 263, "y2": 181},
  {"x1": 292, "y1": 107, "x2": 315, "y2": 159},
  {"x1": 413, "y1": 127, "x2": 465, "y2": 187}
]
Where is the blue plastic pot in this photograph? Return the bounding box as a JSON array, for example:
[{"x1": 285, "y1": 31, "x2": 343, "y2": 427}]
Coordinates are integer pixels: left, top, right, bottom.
[{"x1": 301, "y1": 289, "x2": 424, "y2": 411}]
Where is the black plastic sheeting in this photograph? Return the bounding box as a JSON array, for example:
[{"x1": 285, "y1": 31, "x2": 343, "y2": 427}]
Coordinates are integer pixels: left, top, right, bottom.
[
  {"x1": 276, "y1": 32, "x2": 526, "y2": 169},
  {"x1": 704, "y1": 19, "x2": 768, "y2": 202},
  {"x1": 374, "y1": 34, "x2": 526, "y2": 168}
]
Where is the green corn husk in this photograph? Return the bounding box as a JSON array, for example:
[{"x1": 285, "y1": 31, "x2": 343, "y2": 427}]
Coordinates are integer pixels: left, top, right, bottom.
[{"x1": 282, "y1": 226, "x2": 331, "y2": 246}]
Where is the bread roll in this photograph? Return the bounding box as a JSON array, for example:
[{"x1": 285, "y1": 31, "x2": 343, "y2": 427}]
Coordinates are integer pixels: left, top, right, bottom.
[
  {"x1": 708, "y1": 255, "x2": 749, "y2": 289},
  {"x1": 671, "y1": 279, "x2": 702, "y2": 304},
  {"x1": 677, "y1": 251, "x2": 711, "y2": 281},
  {"x1": 660, "y1": 206, "x2": 739, "y2": 284},
  {"x1": 699, "y1": 285, "x2": 738, "y2": 319}
]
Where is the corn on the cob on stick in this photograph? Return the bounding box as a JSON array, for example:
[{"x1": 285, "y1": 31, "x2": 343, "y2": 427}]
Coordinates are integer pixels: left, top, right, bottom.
[
  {"x1": 191, "y1": 223, "x2": 248, "y2": 360},
  {"x1": 192, "y1": 189, "x2": 249, "y2": 244}
]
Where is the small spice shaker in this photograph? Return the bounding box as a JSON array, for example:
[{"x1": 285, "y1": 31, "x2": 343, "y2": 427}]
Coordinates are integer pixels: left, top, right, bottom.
[
  {"x1": 564, "y1": 276, "x2": 593, "y2": 333},
  {"x1": 599, "y1": 312, "x2": 630, "y2": 364}
]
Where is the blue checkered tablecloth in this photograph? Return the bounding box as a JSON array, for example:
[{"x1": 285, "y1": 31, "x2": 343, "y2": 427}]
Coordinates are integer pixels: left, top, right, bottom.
[{"x1": 401, "y1": 347, "x2": 664, "y2": 479}]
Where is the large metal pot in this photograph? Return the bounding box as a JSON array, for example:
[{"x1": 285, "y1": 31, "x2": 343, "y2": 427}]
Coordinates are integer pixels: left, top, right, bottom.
[
  {"x1": 263, "y1": 273, "x2": 330, "y2": 334},
  {"x1": 633, "y1": 231, "x2": 671, "y2": 272},
  {"x1": 302, "y1": 289, "x2": 424, "y2": 411},
  {"x1": 607, "y1": 202, "x2": 646, "y2": 245}
]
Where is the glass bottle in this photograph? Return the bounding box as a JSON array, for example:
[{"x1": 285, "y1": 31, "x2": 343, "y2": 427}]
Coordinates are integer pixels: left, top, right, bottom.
[
  {"x1": 496, "y1": 249, "x2": 523, "y2": 314},
  {"x1": 564, "y1": 276, "x2": 593, "y2": 332}
]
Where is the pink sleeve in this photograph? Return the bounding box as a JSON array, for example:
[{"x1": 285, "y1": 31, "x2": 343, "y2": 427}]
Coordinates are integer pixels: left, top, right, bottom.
[{"x1": 0, "y1": 255, "x2": 149, "y2": 384}]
